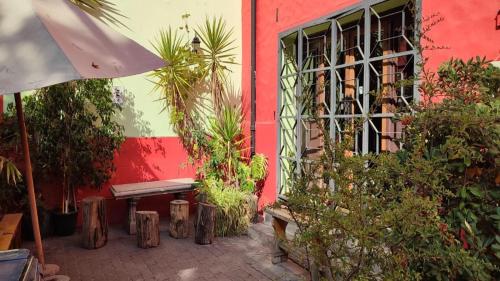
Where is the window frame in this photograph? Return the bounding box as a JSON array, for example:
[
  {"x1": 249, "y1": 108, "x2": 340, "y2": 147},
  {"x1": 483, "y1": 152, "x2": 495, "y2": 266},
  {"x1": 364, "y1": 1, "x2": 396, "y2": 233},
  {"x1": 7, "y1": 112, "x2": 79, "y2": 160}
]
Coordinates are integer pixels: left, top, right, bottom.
[{"x1": 276, "y1": 0, "x2": 422, "y2": 198}]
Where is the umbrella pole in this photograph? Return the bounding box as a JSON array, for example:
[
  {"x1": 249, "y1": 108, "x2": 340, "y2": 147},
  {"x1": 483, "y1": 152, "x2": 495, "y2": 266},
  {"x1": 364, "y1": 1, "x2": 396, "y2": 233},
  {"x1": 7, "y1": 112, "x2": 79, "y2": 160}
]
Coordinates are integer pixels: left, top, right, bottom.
[{"x1": 14, "y1": 92, "x2": 45, "y2": 266}]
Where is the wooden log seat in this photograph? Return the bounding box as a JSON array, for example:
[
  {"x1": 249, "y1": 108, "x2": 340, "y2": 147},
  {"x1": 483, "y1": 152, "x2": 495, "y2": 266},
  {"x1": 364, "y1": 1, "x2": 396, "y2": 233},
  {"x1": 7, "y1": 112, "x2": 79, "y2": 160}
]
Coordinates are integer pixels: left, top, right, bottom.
[
  {"x1": 136, "y1": 211, "x2": 160, "y2": 248},
  {"x1": 81, "y1": 196, "x2": 108, "y2": 249},
  {"x1": 111, "y1": 178, "x2": 196, "y2": 234},
  {"x1": 169, "y1": 200, "x2": 189, "y2": 239},
  {"x1": 194, "y1": 202, "x2": 215, "y2": 245},
  {"x1": 0, "y1": 213, "x2": 23, "y2": 251}
]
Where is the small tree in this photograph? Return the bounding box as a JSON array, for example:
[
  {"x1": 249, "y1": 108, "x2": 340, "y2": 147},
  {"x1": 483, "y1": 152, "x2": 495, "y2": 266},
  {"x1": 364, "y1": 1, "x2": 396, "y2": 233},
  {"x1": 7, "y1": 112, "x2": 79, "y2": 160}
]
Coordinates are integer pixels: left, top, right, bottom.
[
  {"x1": 280, "y1": 58, "x2": 499, "y2": 280},
  {"x1": 25, "y1": 79, "x2": 124, "y2": 214}
]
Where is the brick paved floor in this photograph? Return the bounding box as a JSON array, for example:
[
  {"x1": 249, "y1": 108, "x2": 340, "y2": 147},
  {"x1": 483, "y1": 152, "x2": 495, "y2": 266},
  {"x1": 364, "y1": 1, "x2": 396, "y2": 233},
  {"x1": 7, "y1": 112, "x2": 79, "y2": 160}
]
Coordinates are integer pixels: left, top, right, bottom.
[{"x1": 24, "y1": 221, "x2": 308, "y2": 281}]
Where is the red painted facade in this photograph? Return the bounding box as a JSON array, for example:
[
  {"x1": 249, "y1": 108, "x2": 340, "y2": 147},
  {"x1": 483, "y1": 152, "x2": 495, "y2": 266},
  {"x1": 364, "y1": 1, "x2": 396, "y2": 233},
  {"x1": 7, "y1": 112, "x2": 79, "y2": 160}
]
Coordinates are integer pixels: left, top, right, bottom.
[
  {"x1": 41, "y1": 137, "x2": 197, "y2": 225},
  {"x1": 241, "y1": 0, "x2": 500, "y2": 209},
  {"x1": 1, "y1": 0, "x2": 499, "y2": 225}
]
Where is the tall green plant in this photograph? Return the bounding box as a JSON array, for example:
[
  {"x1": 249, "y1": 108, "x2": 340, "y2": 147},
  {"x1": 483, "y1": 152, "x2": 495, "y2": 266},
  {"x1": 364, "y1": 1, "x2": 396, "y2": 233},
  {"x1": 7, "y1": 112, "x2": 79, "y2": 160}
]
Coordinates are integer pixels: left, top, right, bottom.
[
  {"x1": 151, "y1": 16, "x2": 237, "y2": 159},
  {"x1": 151, "y1": 28, "x2": 206, "y2": 157},
  {"x1": 24, "y1": 79, "x2": 124, "y2": 214},
  {"x1": 197, "y1": 17, "x2": 236, "y2": 113}
]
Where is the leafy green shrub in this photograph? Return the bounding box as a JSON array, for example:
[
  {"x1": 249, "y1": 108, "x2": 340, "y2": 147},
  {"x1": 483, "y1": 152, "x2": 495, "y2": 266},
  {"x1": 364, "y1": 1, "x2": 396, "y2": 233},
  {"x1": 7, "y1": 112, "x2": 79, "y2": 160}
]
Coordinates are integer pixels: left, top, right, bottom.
[
  {"x1": 404, "y1": 57, "x2": 500, "y2": 275},
  {"x1": 284, "y1": 141, "x2": 492, "y2": 280},
  {"x1": 23, "y1": 79, "x2": 124, "y2": 213},
  {"x1": 281, "y1": 58, "x2": 499, "y2": 280},
  {"x1": 201, "y1": 178, "x2": 250, "y2": 237}
]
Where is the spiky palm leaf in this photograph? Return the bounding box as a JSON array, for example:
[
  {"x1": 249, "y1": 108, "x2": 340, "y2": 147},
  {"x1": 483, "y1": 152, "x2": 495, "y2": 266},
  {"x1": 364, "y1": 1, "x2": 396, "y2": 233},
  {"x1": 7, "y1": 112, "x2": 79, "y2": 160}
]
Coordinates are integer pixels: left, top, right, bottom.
[
  {"x1": 197, "y1": 17, "x2": 236, "y2": 114},
  {"x1": 250, "y1": 154, "x2": 268, "y2": 181},
  {"x1": 70, "y1": 0, "x2": 126, "y2": 26},
  {"x1": 0, "y1": 156, "x2": 21, "y2": 185},
  {"x1": 150, "y1": 28, "x2": 207, "y2": 156}
]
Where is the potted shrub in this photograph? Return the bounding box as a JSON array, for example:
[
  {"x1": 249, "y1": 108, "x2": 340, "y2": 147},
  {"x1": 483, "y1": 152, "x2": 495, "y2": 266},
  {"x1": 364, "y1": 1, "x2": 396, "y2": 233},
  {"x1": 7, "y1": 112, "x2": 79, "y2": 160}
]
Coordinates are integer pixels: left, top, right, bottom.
[
  {"x1": 197, "y1": 102, "x2": 267, "y2": 236},
  {"x1": 23, "y1": 79, "x2": 124, "y2": 236}
]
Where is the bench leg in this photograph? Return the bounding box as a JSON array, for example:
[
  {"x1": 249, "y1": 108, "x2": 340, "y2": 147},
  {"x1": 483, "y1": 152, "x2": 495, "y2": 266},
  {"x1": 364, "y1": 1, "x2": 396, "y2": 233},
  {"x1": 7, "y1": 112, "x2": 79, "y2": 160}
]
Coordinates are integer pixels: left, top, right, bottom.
[
  {"x1": 271, "y1": 217, "x2": 288, "y2": 264},
  {"x1": 174, "y1": 192, "x2": 187, "y2": 200},
  {"x1": 127, "y1": 198, "x2": 139, "y2": 235}
]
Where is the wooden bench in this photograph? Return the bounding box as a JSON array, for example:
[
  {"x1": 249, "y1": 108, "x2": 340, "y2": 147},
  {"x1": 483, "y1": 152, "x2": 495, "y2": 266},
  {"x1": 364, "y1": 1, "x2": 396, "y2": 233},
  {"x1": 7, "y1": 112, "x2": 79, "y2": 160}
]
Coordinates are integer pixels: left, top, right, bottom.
[
  {"x1": 0, "y1": 213, "x2": 23, "y2": 251},
  {"x1": 111, "y1": 178, "x2": 196, "y2": 234},
  {"x1": 265, "y1": 207, "x2": 320, "y2": 279},
  {"x1": 265, "y1": 207, "x2": 294, "y2": 264}
]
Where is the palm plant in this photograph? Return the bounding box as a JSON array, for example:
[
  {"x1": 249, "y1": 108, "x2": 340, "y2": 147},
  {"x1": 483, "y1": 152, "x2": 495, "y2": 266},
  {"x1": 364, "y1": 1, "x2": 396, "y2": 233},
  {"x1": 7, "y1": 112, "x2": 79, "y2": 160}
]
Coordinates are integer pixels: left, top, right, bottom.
[
  {"x1": 150, "y1": 28, "x2": 207, "y2": 157},
  {"x1": 70, "y1": 0, "x2": 125, "y2": 26},
  {"x1": 197, "y1": 17, "x2": 237, "y2": 114},
  {"x1": 207, "y1": 97, "x2": 245, "y2": 185},
  {"x1": 151, "y1": 17, "x2": 237, "y2": 158}
]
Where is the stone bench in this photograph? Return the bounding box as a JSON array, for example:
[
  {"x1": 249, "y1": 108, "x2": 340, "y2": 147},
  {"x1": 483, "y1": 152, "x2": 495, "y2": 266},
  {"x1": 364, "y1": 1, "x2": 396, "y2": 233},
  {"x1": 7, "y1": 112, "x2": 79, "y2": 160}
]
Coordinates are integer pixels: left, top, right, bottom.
[
  {"x1": 265, "y1": 207, "x2": 320, "y2": 279},
  {"x1": 0, "y1": 213, "x2": 23, "y2": 251},
  {"x1": 111, "y1": 178, "x2": 196, "y2": 234}
]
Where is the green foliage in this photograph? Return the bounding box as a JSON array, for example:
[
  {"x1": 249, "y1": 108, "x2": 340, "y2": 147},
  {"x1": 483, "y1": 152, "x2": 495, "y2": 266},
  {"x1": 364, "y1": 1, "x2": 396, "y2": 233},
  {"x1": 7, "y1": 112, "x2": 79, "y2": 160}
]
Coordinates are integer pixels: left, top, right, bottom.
[
  {"x1": 200, "y1": 178, "x2": 250, "y2": 237},
  {"x1": 281, "y1": 58, "x2": 499, "y2": 280},
  {"x1": 202, "y1": 100, "x2": 268, "y2": 193},
  {"x1": 153, "y1": 17, "x2": 267, "y2": 236},
  {"x1": 250, "y1": 154, "x2": 268, "y2": 181},
  {"x1": 197, "y1": 17, "x2": 236, "y2": 112},
  {"x1": 404, "y1": 57, "x2": 500, "y2": 274},
  {"x1": 150, "y1": 27, "x2": 206, "y2": 158},
  {"x1": 151, "y1": 16, "x2": 237, "y2": 159},
  {"x1": 70, "y1": 0, "x2": 125, "y2": 27},
  {"x1": 198, "y1": 100, "x2": 267, "y2": 236},
  {"x1": 24, "y1": 79, "x2": 124, "y2": 213}
]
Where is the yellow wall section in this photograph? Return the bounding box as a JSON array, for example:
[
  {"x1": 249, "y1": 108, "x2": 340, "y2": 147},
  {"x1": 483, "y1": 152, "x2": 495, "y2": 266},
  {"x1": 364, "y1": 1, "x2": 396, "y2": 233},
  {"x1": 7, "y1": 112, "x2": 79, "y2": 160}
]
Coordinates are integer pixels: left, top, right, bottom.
[
  {"x1": 111, "y1": 0, "x2": 243, "y2": 137},
  {"x1": 2, "y1": 0, "x2": 243, "y2": 138}
]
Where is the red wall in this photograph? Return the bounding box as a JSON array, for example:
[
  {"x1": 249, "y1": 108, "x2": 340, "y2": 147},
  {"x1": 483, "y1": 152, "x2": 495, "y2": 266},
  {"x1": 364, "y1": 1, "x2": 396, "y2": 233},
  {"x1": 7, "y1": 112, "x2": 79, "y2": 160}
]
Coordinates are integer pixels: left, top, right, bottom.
[
  {"x1": 241, "y1": 0, "x2": 500, "y2": 209},
  {"x1": 40, "y1": 137, "x2": 197, "y2": 225}
]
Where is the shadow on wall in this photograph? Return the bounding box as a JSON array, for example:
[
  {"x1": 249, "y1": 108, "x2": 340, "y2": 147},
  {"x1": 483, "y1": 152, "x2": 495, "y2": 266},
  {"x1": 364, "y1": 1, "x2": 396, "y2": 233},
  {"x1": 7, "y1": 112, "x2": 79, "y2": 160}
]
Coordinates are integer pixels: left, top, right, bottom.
[
  {"x1": 115, "y1": 89, "x2": 153, "y2": 137},
  {"x1": 112, "y1": 88, "x2": 196, "y2": 184}
]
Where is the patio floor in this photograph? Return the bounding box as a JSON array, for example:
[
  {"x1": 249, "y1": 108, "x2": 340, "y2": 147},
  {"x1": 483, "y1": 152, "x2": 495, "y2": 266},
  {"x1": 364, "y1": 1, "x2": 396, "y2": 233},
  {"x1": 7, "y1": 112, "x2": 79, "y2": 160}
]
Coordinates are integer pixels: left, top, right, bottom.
[{"x1": 23, "y1": 221, "x2": 308, "y2": 281}]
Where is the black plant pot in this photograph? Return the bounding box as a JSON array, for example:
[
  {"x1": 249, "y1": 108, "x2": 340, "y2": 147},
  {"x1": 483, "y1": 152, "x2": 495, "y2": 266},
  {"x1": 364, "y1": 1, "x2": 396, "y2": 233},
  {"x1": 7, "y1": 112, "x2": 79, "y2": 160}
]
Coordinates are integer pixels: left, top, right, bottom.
[
  {"x1": 22, "y1": 207, "x2": 53, "y2": 241},
  {"x1": 52, "y1": 209, "x2": 77, "y2": 236}
]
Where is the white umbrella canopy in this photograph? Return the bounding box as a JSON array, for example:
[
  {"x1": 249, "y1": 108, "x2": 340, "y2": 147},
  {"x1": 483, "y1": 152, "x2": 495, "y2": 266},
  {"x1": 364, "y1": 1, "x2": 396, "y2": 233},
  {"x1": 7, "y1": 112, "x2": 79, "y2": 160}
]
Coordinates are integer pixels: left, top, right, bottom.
[
  {"x1": 0, "y1": 0, "x2": 164, "y2": 94},
  {"x1": 0, "y1": 0, "x2": 166, "y2": 273}
]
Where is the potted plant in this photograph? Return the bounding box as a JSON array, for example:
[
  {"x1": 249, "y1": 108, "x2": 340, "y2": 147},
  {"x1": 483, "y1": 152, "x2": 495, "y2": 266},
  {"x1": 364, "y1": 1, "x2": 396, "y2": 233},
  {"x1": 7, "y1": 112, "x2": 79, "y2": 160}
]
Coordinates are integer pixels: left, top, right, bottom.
[{"x1": 23, "y1": 79, "x2": 124, "y2": 236}]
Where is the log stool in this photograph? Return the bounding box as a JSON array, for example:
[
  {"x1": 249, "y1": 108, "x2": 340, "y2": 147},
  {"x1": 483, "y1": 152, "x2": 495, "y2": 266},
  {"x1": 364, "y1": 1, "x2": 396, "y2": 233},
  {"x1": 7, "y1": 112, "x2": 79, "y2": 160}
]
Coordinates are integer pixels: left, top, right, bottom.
[
  {"x1": 81, "y1": 196, "x2": 108, "y2": 249},
  {"x1": 136, "y1": 211, "x2": 160, "y2": 248},
  {"x1": 194, "y1": 202, "x2": 215, "y2": 245},
  {"x1": 169, "y1": 200, "x2": 189, "y2": 238}
]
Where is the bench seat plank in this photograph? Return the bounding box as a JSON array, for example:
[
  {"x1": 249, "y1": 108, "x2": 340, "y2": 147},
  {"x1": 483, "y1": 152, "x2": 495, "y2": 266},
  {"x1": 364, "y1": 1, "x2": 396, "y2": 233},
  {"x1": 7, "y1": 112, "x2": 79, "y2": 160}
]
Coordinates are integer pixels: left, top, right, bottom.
[
  {"x1": 111, "y1": 178, "x2": 196, "y2": 234},
  {"x1": 111, "y1": 178, "x2": 196, "y2": 199}
]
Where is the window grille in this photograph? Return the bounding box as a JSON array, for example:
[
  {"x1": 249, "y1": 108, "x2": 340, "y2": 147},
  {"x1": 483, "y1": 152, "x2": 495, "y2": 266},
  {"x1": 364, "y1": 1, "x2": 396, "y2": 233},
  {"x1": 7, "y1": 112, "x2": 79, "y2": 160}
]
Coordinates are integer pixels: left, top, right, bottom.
[{"x1": 277, "y1": 0, "x2": 419, "y2": 196}]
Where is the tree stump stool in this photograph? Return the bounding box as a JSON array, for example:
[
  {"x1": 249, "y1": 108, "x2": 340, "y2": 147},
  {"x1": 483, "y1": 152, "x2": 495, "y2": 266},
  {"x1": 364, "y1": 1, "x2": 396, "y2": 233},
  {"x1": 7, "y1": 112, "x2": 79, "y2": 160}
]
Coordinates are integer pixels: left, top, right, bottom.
[
  {"x1": 194, "y1": 202, "x2": 215, "y2": 245},
  {"x1": 136, "y1": 211, "x2": 160, "y2": 248},
  {"x1": 169, "y1": 200, "x2": 189, "y2": 239},
  {"x1": 81, "y1": 196, "x2": 108, "y2": 249}
]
